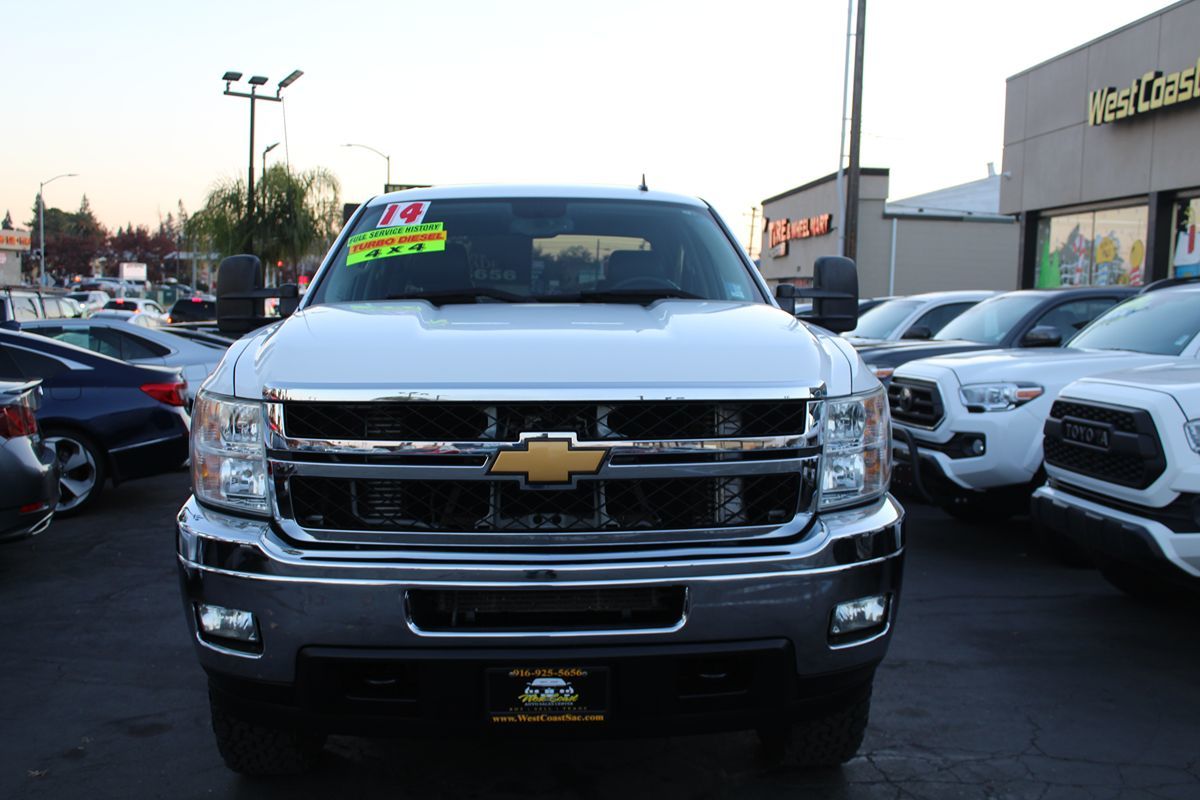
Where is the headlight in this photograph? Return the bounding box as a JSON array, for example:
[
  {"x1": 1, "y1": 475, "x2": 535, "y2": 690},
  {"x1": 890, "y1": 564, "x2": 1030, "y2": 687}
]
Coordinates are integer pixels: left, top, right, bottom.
[
  {"x1": 1185, "y1": 420, "x2": 1200, "y2": 453},
  {"x1": 959, "y1": 383, "x2": 1043, "y2": 412},
  {"x1": 820, "y1": 386, "x2": 890, "y2": 510},
  {"x1": 191, "y1": 391, "x2": 269, "y2": 515}
]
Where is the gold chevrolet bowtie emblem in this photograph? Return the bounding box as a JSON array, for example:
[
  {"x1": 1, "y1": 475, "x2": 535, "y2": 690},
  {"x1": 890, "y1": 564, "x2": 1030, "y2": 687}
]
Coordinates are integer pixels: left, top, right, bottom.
[{"x1": 489, "y1": 436, "x2": 608, "y2": 486}]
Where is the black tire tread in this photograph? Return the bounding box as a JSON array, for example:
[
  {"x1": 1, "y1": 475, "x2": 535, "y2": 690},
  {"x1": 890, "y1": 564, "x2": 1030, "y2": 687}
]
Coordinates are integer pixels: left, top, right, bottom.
[
  {"x1": 762, "y1": 686, "x2": 872, "y2": 767},
  {"x1": 210, "y1": 701, "x2": 323, "y2": 776}
]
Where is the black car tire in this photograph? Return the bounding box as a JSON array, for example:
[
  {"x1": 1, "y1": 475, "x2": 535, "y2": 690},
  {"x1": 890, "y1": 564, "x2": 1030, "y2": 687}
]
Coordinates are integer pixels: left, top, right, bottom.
[
  {"x1": 758, "y1": 685, "x2": 872, "y2": 767},
  {"x1": 43, "y1": 428, "x2": 106, "y2": 516},
  {"x1": 210, "y1": 699, "x2": 325, "y2": 776}
]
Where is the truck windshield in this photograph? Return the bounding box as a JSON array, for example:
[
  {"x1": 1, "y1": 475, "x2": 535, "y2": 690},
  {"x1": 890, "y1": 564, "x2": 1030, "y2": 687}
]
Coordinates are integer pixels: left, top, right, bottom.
[
  {"x1": 845, "y1": 299, "x2": 922, "y2": 339},
  {"x1": 1068, "y1": 291, "x2": 1200, "y2": 355},
  {"x1": 306, "y1": 198, "x2": 762, "y2": 305},
  {"x1": 933, "y1": 294, "x2": 1043, "y2": 343}
]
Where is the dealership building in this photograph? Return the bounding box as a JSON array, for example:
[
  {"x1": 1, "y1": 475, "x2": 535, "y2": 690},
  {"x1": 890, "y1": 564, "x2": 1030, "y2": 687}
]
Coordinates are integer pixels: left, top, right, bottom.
[
  {"x1": 760, "y1": 168, "x2": 1018, "y2": 298},
  {"x1": 1001, "y1": 0, "x2": 1200, "y2": 287}
]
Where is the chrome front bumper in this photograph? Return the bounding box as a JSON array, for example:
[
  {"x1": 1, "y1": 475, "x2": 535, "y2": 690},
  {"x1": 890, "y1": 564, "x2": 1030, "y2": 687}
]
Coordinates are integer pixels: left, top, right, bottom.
[{"x1": 177, "y1": 495, "x2": 905, "y2": 684}]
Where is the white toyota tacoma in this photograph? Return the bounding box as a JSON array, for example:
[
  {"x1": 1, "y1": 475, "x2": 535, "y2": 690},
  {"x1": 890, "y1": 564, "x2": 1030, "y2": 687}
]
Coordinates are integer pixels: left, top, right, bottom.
[
  {"x1": 1032, "y1": 362, "x2": 1200, "y2": 595},
  {"x1": 890, "y1": 282, "x2": 1200, "y2": 522}
]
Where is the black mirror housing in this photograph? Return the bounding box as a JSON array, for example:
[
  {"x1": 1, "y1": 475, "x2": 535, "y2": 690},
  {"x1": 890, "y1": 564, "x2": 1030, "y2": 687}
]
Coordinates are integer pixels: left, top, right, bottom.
[
  {"x1": 1021, "y1": 325, "x2": 1062, "y2": 348},
  {"x1": 216, "y1": 255, "x2": 265, "y2": 335},
  {"x1": 775, "y1": 284, "x2": 799, "y2": 315},
  {"x1": 809, "y1": 256, "x2": 859, "y2": 333}
]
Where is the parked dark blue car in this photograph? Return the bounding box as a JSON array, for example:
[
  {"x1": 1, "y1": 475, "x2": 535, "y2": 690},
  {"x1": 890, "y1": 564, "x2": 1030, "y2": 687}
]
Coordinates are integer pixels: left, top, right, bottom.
[{"x1": 0, "y1": 329, "x2": 190, "y2": 514}]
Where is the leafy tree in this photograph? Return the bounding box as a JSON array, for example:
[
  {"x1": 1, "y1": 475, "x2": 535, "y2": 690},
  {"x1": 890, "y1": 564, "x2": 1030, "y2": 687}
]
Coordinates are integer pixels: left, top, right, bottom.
[{"x1": 27, "y1": 194, "x2": 108, "y2": 278}]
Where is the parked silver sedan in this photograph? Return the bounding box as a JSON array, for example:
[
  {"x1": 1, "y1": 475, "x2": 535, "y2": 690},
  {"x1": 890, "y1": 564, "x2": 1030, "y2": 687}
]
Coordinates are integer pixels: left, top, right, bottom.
[{"x1": 19, "y1": 317, "x2": 230, "y2": 405}]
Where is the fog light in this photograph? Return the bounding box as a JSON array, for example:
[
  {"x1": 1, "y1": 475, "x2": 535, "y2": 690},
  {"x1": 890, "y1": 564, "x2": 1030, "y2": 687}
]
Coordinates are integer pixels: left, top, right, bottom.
[
  {"x1": 196, "y1": 603, "x2": 259, "y2": 643},
  {"x1": 966, "y1": 436, "x2": 985, "y2": 456},
  {"x1": 830, "y1": 594, "x2": 889, "y2": 638}
]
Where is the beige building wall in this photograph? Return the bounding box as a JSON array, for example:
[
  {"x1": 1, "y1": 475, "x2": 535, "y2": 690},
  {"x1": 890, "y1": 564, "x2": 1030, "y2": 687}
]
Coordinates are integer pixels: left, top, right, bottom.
[
  {"x1": 1001, "y1": 0, "x2": 1200, "y2": 215},
  {"x1": 890, "y1": 218, "x2": 1019, "y2": 295}
]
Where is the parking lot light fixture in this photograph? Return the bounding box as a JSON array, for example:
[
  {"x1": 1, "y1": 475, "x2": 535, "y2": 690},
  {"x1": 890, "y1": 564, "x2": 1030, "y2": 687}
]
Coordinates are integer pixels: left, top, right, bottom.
[
  {"x1": 222, "y1": 68, "x2": 303, "y2": 230},
  {"x1": 342, "y1": 142, "x2": 391, "y2": 189},
  {"x1": 38, "y1": 172, "x2": 78, "y2": 286}
]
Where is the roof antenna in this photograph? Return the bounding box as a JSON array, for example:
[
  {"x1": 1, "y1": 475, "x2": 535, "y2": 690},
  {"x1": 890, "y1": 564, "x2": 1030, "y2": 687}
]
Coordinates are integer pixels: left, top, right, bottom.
[{"x1": 638, "y1": 173, "x2": 648, "y2": 192}]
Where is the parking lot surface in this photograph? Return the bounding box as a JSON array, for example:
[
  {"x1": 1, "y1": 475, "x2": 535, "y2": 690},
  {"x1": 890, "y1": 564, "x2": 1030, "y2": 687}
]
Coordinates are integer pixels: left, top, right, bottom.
[{"x1": 2, "y1": 472, "x2": 1198, "y2": 799}]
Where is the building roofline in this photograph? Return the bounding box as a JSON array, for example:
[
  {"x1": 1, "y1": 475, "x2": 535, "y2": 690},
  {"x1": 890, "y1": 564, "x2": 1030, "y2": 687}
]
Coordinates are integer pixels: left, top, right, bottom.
[
  {"x1": 1006, "y1": 0, "x2": 1191, "y2": 82},
  {"x1": 762, "y1": 168, "x2": 889, "y2": 206}
]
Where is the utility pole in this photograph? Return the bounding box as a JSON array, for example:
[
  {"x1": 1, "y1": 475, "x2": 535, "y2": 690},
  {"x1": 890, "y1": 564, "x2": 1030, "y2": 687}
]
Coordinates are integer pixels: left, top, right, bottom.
[
  {"x1": 844, "y1": 0, "x2": 867, "y2": 262},
  {"x1": 835, "y1": 0, "x2": 854, "y2": 257}
]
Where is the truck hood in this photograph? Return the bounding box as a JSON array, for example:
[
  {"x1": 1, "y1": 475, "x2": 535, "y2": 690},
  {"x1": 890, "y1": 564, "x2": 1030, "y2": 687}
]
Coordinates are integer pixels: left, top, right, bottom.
[
  {"x1": 232, "y1": 300, "x2": 842, "y2": 401},
  {"x1": 897, "y1": 346, "x2": 1181, "y2": 388},
  {"x1": 1075, "y1": 362, "x2": 1200, "y2": 417}
]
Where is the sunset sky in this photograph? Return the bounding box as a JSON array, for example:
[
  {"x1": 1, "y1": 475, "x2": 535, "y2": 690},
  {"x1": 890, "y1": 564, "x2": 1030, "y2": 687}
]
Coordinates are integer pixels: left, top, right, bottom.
[{"x1": 3, "y1": 0, "x2": 1174, "y2": 251}]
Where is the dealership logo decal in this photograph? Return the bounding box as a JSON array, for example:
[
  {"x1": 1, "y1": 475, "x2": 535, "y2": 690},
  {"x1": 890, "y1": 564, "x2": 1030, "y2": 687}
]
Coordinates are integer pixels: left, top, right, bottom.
[{"x1": 1088, "y1": 56, "x2": 1200, "y2": 126}]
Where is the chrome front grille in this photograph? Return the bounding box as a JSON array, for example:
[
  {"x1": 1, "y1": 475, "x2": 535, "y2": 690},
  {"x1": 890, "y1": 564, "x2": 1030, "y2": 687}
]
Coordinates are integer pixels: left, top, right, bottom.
[{"x1": 266, "y1": 396, "x2": 820, "y2": 550}]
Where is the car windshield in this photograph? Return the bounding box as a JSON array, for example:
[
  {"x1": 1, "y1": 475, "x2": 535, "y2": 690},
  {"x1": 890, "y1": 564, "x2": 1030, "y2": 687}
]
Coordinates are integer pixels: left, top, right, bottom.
[
  {"x1": 306, "y1": 198, "x2": 762, "y2": 305},
  {"x1": 1068, "y1": 291, "x2": 1200, "y2": 355},
  {"x1": 933, "y1": 294, "x2": 1044, "y2": 343},
  {"x1": 845, "y1": 300, "x2": 922, "y2": 339}
]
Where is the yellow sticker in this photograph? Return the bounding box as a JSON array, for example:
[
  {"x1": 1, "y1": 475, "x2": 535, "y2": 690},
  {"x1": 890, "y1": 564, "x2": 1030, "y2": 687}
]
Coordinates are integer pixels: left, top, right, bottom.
[{"x1": 346, "y1": 223, "x2": 447, "y2": 265}]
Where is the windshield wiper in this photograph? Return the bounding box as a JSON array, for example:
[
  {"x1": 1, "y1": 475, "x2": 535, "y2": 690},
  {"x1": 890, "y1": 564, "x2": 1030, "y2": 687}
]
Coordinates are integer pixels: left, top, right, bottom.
[
  {"x1": 568, "y1": 288, "x2": 704, "y2": 305},
  {"x1": 385, "y1": 288, "x2": 529, "y2": 306}
]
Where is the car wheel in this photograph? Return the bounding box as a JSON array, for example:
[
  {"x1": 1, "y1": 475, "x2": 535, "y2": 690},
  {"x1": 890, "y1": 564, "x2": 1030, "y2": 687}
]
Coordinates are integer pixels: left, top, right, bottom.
[
  {"x1": 758, "y1": 684, "x2": 872, "y2": 767},
  {"x1": 43, "y1": 429, "x2": 106, "y2": 515},
  {"x1": 210, "y1": 695, "x2": 324, "y2": 776}
]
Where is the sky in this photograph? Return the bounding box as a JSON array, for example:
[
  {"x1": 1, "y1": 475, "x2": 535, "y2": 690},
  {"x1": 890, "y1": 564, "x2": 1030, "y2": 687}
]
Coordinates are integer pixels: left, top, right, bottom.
[{"x1": 2, "y1": 0, "x2": 1178, "y2": 253}]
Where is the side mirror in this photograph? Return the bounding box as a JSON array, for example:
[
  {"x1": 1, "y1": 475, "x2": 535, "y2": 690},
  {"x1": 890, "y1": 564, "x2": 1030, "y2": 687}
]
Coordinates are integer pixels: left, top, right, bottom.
[
  {"x1": 279, "y1": 283, "x2": 300, "y2": 318},
  {"x1": 216, "y1": 255, "x2": 265, "y2": 335},
  {"x1": 1021, "y1": 325, "x2": 1062, "y2": 348},
  {"x1": 775, "y1": 283, "x2": 799, "y2": 315},
  {"x1": 809, "y1": 256, "x2": 859, "y2": 333},
  {"x1": 903, "y1": 325, "x2": 933, "y2": 340}
]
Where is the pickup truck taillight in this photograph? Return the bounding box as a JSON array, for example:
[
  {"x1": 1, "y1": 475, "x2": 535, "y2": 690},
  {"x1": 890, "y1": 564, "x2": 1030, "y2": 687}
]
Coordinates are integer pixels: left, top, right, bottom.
[
  {"x1": 0, "y1": 400, "x2": 38, "y2": 438},
  {"x1": 141, "y1": 381, "x2": 188, "y2": 407}
]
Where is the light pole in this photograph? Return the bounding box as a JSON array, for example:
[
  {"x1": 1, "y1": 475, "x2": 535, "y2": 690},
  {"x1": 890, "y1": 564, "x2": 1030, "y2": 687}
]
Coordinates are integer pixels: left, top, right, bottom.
[
  {"x1": 38, "y1": 173, "x2": 78, "y2": 286},
  {"x1": 343, "y1": 143, "x2": 391, "y2": 190},
  {"x1": 222, "y1": 69, "x2": 303, "y2": 237},
  {"x1": 262, "y1": 142, "x2": 279, "y2": 184}
]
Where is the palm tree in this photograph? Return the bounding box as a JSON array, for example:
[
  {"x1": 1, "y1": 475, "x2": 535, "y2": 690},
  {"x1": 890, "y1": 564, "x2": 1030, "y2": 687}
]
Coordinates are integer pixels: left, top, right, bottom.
[{"x1": 188, "y1": 165, "x2": 341, "y2": 283}]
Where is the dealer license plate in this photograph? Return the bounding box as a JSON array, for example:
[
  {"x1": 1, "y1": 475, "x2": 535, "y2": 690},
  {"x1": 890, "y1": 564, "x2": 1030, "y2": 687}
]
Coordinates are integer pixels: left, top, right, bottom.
[
  {"x1": 486, "y1": 666, "x2": 609, "y2": 724},
  {"x1": 1062, "y1": 418, "x2": 1112, "y2": 450}
]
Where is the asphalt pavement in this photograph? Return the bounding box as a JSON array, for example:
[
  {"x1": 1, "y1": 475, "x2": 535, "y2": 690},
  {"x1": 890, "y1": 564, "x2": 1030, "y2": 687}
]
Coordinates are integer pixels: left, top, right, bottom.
[{"x1": 1, "y1": 472, "x2": 1198, "y2": 799}]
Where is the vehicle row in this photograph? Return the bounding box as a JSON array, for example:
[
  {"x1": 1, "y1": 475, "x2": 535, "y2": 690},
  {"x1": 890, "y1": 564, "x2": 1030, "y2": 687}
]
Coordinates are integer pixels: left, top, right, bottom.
[{"x1": 874, "y1": 280, "x2": 1200, "y2": 595}]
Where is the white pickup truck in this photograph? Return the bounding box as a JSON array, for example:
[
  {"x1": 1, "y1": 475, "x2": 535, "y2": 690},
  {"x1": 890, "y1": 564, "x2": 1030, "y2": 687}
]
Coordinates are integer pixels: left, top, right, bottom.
[
  {"x1": 890, "y1": 282, "x2": 1200, "y2": 522},
  {"x1": 1033, "y1": 362, "x2": 1200, "y2": 595},
  {"x1": 178, "y1": 185, "x2": 904, "y2": 775}
]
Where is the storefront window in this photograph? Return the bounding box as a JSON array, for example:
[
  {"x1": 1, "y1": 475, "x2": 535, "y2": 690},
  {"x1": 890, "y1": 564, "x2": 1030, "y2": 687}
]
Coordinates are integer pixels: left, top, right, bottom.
[
  {"x1": 1035, "y1": 205, "x2": 1147, "y2": 287},
  {"x1": 1172, "y1": 198, "x2": 1200, "y2": 279}
]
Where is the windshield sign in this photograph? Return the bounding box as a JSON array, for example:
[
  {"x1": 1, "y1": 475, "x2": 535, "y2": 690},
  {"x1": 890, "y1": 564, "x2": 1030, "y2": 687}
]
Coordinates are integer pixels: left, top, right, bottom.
[
  {"x1": 307, "y1": 198, "x2": 761, "y2": 306},
  {"x1": 1068, "y1": 292, "x2": 1200, "y2": 355}
]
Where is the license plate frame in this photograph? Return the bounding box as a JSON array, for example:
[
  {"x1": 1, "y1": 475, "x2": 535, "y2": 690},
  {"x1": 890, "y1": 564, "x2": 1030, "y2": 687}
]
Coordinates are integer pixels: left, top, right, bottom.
[
  {"x1": 486, "y1": 666, "x2": 610, "y2": 724},
  {"x1": 1062, "y1": 417, "x2": 1113, "y2": 451}
]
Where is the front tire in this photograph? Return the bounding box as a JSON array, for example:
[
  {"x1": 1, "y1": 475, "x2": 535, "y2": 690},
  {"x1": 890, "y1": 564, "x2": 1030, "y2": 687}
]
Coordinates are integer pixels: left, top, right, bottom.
[
  {"x1": 43, "y1": 428, "x2": 106, "y2": 515},
  {"x1": 210, "y1": 697, "x2": 325, "y2": 776},
  {"x1": 759, "y1": 685, "x2": 872, "y2": 767}
]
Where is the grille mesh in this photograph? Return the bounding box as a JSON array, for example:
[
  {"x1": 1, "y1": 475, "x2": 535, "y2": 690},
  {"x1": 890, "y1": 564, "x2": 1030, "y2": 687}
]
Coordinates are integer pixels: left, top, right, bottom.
[
  {"x1": 1044, "y1": 400, "x2": 1164, "y2": 489},
  {"x1": 283, "y1": 401, "x2": 808, "y2": 442},
  {"x1": 888, "y1": 379, "x2": 943, "y2": 428},
  {"x1": 288, "y1": 473, "x2": 802, "y2": 533}
]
